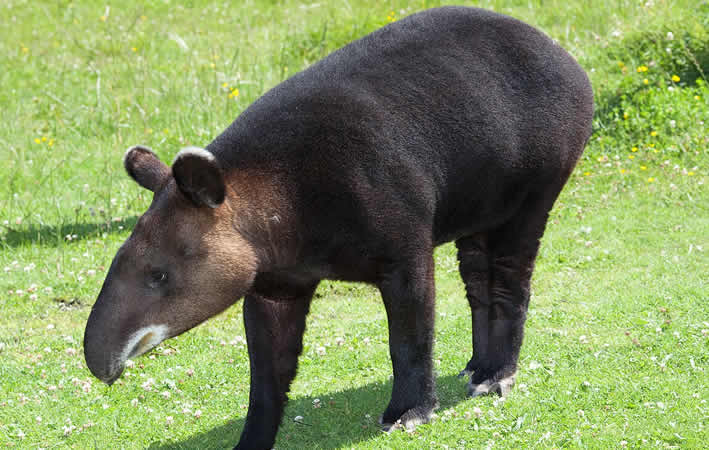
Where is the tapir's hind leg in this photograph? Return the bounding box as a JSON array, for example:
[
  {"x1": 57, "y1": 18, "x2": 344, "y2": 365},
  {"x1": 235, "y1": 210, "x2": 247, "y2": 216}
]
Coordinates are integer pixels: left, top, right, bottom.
[
  {"x1": 455, "y1": 233, "x2": 491, "y2": 377},
  {"x1": 377, "y1": 249, "x2": 439, "y2": 431},
  {"x1": 238, "y1": 282, "x2": 318, "y2": 450},
  {"x1": 463, "y1": 189, "x2": 559, "y2": 398}
]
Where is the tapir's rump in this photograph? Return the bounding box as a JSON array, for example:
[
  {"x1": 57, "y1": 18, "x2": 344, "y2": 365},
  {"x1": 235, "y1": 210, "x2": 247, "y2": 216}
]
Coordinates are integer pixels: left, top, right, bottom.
[{"x1": 84, "y1": 7, "x2": 593, "y2": 449}]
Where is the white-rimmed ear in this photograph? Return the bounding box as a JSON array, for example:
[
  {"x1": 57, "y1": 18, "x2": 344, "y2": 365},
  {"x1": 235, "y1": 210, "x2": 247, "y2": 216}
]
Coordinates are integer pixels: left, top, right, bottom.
[
  {"x1": 124, "y1": 145, "x2": 170, "y2": 192},
  {"x1": 172, "y1": 147, "x2": 225, "y2": 208}
]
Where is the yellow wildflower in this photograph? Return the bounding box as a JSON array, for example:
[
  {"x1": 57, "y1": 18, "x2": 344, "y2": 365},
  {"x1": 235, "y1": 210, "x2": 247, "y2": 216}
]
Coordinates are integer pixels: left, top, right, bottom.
[
  {"x1": 146, "y1": 128, "x2": 153, "y2": 134},
  {"x1": 650, "y1": 131, "x2": 657, "y2": 137},
  {"x1": 687, "y1": 171, "x2": 695, "y2": 176},
  {"x1": 620, "y1": 168, "x2": 626, "y2": 174},
  {"x1": 640, "y1": 166, "x2": 647, "y2": 171},
  {"x1": 163, "y1": 128, "x2": 169, "y2": 134},
  {"x1": 647, "y1": 177, "x2": 655, "y2": 182},
  {"x1": 643, "y1": 78, "x2": 649, "y2": 85},
  {"x1": 695, "y1": 96, "x2": 701, "y2": 100},
  {"x1": 629, "y1": 155, "x2": 635, "y2": 159},
  {"x1": 631, "y1": 147, "x2": 638, "y2": 152},
  {"x1": 131, "y1": 47, "x2": 137, "y2": 52},
  {"x1": 231, "y1": 88, "x2": 239, "y2": 97},
  {"x1": 623, "y1": 112, "x2": 629, "y2": 119},
  {"x1": 637, "y1": 65, "x2": 648, "y2": 73},
  {"x1": 48, "y1": 139, "x2": 55, "y2": 147},
  {"x1": 41, "y1": 136, "x2": 47, "y2": 142},
  {"x1": 222, "y1": 82, "x2": 228, "y2": 88},
  {"x1": 583, "y1": 171, "x2": 591, "y2": 176},
  {"x1": 100, "y1": 15, "x2": 107, "y2": 22},
  {"x1": 671, "y1": 75, "x2": 680, "y2": 82},
  {"x1": 34, "y1": 138, "x2": 40, "y2": 144},
  {"x1": 141, "y1": 15, "x2": 147, "y2": 21}
]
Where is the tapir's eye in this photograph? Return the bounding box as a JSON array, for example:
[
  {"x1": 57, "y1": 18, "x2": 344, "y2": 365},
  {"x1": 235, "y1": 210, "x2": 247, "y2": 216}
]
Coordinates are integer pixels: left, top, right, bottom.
[{"x1": 148, "y1": 271, "x2": 168, "y2": 288}]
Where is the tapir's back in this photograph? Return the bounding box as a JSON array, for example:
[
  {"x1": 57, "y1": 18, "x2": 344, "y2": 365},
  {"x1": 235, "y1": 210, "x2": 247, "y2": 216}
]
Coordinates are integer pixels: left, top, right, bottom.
[{"x1": 209, "y1": 6, "x2": 593, "y2": 244}]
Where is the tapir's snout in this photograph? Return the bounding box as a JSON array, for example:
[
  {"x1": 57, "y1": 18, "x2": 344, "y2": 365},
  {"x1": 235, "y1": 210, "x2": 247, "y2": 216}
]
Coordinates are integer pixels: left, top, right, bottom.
[
  {"x1": 83, "y1": 275, "x2": 171, "y2": 385},
  {"x1": 84, "y1": 307, "x2": 169, "y2": 385},
  {"x1": 83, "y1": 311, "x2": 125, "y2": 385}
]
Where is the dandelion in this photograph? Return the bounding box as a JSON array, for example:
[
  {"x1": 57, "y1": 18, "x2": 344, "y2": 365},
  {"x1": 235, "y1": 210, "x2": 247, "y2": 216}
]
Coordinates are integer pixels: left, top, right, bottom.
[
  {"x1": 631, "y1": 147, "x2": 638, "y2": 152},
  {"x1": 100, "y1": 15, "x2": 107, "y2": 22},
  {"x1": 687, "y1": 171, "x2": 695, "y2": 176},
  {"x1": 637, "y1": 65, "x2": 648, "y2": 73},
  {"x1": 643, "y1": 78, "x2": 649, "y2": 85},
  {"x1": 623, "y1": 112, "x2": 629, "y2": 119},
  {"x1": 387, "y1": 11, "x2": 396, "y2": 22},
  {"x1": 131, "y1": 47, "x2": 137, "y2": 52},
  {"x1": 228, "y1": 88, "x2": 239, "y2": 99},
  {"x1": 620, "y1": 168, "x2": 626, "y2": 174},
  {"x1": 671, "y1": 75, "x2": 680, "y2": 82},
  {"x1": 648, "y1": 177, "x2": 655, "y2": 182},
  {"x1": 34, "y1": 138, "x2": 41, "y2": 144},
  {"x1": 650, "y1": 130, "x2": 658, "y2": 137},
  {"x1": 695, "y1": 95, "x2": 701, "y2": 100},
  {"x1": 640, "y1": 166, "x2": 647, "y2": 171},
  {"x1": 583, "y1": 171, "x2": 591, "y2": 176},
  {"x1": 628, "y1": 155, "x2": 635, "y2": 160}
]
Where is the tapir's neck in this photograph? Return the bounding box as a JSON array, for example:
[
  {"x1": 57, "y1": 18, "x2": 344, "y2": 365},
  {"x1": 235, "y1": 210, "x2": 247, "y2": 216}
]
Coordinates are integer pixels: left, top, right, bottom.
[{"x1": 223, "y1": 169, "x2": 298, "y2": 271}]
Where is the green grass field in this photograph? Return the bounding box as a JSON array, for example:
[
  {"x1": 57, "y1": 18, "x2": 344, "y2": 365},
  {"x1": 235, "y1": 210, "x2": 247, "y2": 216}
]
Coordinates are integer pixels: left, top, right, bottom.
[{"x1": 1, "y1": 0, "x2": 707, "y2": 448}]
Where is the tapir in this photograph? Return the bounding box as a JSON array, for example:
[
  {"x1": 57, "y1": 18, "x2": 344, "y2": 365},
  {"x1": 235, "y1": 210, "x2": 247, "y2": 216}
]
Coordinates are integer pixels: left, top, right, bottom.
[{"x1": 84, "y1": 6, "x2": 593, "y2": 448}]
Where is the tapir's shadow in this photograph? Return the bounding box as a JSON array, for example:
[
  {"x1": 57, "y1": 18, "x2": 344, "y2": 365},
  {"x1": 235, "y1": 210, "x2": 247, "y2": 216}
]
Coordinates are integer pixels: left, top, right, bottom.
[{"x1": 150, "y1": 373, "x2": 468, "y2": 450}]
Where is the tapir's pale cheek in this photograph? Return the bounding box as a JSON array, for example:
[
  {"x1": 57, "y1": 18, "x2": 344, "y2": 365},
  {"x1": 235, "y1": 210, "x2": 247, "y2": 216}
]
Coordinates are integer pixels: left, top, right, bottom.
[{"x1": 120, "y1": 324, "x2": 169, "y2": 362}]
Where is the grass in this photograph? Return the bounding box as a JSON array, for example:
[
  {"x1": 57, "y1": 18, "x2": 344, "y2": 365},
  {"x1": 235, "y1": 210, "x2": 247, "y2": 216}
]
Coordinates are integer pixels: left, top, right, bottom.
[{"x1": 1, "y1": 0, "x2": 707, "y2": 448}]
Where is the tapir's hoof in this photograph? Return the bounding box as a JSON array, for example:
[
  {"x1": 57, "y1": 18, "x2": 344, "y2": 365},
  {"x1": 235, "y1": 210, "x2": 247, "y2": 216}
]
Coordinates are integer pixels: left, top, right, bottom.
[
  {"x1": 467, "y1": 372, "x2": 516, "y2": 398},
  {"x1": 379, "y1": 404, "x2": 437, "y2": 432}
]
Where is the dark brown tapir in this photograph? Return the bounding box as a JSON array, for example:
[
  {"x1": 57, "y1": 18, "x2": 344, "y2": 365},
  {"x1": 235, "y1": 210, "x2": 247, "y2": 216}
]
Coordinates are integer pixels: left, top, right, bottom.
[{"x1": 84, "y1": 6, "x2": 593, "y2": 448}]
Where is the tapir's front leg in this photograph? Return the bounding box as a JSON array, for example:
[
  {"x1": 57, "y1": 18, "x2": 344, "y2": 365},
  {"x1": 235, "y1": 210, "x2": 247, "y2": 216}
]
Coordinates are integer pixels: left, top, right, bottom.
[
  {"x1": 377, "y1": 251, "x2": 439, "y2": 430},
  {"x1": 237, "y1": 283, "x2": 317, "y2": 450}
]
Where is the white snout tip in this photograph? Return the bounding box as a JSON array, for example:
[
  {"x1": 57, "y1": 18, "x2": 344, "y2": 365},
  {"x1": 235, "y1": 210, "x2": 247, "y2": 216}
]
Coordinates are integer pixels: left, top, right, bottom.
[{"x1": 121, "y1": 324, "x2": 169, "y2": 362}]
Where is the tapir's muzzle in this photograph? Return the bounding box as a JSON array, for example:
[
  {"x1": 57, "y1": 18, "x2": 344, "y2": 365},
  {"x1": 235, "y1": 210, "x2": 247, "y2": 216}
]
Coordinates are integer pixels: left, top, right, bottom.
[{"x1": 83, "y1": 278, "x2": 170, "y2": 385}]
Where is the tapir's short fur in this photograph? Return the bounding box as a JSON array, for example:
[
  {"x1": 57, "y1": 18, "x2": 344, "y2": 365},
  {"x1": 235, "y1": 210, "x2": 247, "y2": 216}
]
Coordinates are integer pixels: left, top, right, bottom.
[{"x1": 84, "y1": 7, "x2": 593, "y2": 448}]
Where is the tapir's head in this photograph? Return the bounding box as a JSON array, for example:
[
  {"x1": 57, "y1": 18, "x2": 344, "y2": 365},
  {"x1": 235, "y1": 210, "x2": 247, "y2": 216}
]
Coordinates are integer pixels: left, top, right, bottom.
[{"x1": 84, "y1": 145, "x2": 257, "y2": 384}]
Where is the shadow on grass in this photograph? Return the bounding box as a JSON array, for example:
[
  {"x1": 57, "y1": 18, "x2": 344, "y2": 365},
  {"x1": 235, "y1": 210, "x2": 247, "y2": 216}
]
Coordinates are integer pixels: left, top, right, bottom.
[
  {"x1": 1, "y1": 217, "x2": 138, "y2": 248},
  {"x1": 150, "y1": 373, "x2": 470, "y2": 450}
]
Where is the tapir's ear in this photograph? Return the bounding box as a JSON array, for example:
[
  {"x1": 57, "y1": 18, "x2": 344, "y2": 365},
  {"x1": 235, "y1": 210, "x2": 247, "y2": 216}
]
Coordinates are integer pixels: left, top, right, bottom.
[
  {"x1": 172, "y1": 147, "x2": 225, "y2": 208},
  {"x1": 124, "y1": 145, "x2": 170, "y2": 192}
]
